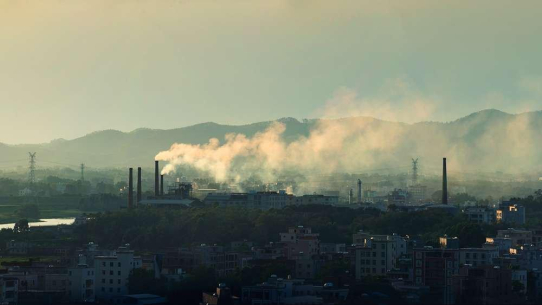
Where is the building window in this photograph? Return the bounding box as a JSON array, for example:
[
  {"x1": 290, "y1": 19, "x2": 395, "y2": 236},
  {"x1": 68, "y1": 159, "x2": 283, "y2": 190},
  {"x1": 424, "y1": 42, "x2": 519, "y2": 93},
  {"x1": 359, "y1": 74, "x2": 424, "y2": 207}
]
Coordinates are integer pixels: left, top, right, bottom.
[
  {"x1": 118, "y1": 279, "x2": 121, "y2": 284},
  {"x1": 110, "y1": 271, "x2": 113, "y2": 275},
  {"x1": 110, "y1": 262, "x2": 114, "y2": 267},
  {"x1": 102, "y1": 270, "x2": 105, "y2": 275},
  {"x1": 102, "y1": 279, "x2": 105, "y2": 284},
  {"x1": 110, "y1": 279, "x2": 113, "y2": 284},
  {"x1": 118, "y1": 271, "x2": 121, "y2": 276},
  {"x1": 118, "y1": 262, "x2": 121, "y2": 267},
  {"x1": 109, "y1": 287, "x2": 113, "y2": 292}
]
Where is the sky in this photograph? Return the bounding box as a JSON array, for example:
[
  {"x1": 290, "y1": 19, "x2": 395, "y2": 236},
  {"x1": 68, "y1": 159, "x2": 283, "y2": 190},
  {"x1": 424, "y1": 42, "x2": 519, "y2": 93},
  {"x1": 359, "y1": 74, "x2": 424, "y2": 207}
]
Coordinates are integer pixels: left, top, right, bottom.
[{"x1": 1, "y1": 0, "x2": 541, "y2": 144}]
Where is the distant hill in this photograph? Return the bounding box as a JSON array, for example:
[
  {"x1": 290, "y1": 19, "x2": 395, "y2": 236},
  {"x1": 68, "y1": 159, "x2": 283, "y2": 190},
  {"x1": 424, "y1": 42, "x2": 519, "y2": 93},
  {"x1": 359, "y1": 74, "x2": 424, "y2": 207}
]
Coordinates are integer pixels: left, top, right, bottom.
[{"x1": 1, "y1": 109, "x2": 541, "y2": 174}]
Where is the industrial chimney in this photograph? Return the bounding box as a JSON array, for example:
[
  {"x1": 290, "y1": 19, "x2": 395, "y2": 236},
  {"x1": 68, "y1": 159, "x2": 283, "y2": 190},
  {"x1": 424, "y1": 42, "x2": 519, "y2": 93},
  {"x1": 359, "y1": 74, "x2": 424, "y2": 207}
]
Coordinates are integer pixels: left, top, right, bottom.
[
  {"x1": 349, "y1": 189, "x2": 353, "y2": 204},
  {"x1": 155, "y1": 161, "x2": 159, "y2": 197},
  {"x1": 442, "y1": 158, "x2": 448, "y2": 205},
  {"x1": 357, "y1": 179, "x2": 362, "y2": 203},
  {"x1": 160, "y1": 174, "x2": 164, "y2": 196},
  {"x1": 128, "y1": 168, "x2": 133, "y2": 209},
  {"x1": 137, "y1": 167, "x2": 142, "y2": 205}
]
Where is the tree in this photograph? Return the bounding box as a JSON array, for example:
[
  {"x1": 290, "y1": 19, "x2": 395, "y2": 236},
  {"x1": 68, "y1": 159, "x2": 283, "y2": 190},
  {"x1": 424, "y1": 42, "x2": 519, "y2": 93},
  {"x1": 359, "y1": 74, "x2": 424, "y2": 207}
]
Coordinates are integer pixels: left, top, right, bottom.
[
  {"x1": 14, "y1": 219, "x2": 29, "y2": 233},
  {"x1": 127, "y1": 269, "x2": 166, "y2": 295},
  {"x1": 16, "y1": 204, "x2": 41, "y2": 219}
]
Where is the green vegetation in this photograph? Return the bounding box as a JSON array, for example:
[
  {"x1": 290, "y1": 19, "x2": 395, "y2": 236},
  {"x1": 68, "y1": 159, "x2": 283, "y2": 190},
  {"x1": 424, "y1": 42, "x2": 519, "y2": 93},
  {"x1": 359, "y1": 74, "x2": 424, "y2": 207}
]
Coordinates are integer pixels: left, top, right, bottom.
[
  {"x1": 76, "y1": 204, "x2": 508, "y2": 251},
  {"x1": 15, "y1": 204, "x2": 40, "y2": 219}
]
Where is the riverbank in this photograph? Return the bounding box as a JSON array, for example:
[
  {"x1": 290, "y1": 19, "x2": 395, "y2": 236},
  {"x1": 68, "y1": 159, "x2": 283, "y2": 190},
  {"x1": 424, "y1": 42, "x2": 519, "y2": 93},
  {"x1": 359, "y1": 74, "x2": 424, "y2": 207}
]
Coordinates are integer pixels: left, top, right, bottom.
[
  {"x1": 0, "y1": 197, "x2": 83, "y2": 224},
  {"x1": 0, "y1": 218, "x2": 76, "y2": 230}
]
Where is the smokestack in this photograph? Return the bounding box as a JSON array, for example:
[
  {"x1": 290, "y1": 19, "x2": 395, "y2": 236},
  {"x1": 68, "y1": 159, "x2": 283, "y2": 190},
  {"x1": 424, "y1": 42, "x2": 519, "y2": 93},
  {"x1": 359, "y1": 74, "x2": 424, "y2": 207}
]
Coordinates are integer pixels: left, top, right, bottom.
[
  {"x1": 442, "y1": 158, "x2": 448, "y2": 205},
  {"x1": 155, "y1": 161, "x2": 159, "y2": 197},
  {"x1": 137, "y1": 167, "x2": 142, "y2": 205},
  {"x1": 357, "y1": 179, "x2": 362, "y2": 203},
  {"x1": 349, "y1": 189, "x2": 353, "y2": 204},
  {"x1": 128, "y1": 168, "x2": 133, "y2": 209},
  {"x1": 160, "y1": 174, "x2": 164, "y2": 196}
]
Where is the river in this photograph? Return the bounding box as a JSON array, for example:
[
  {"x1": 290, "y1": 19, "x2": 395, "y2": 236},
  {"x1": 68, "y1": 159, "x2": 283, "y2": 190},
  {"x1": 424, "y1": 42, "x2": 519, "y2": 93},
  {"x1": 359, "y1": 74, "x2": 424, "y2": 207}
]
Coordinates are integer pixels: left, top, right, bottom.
[{"x1": 0, "y1": 218, "x2": 76, "y2": 230}]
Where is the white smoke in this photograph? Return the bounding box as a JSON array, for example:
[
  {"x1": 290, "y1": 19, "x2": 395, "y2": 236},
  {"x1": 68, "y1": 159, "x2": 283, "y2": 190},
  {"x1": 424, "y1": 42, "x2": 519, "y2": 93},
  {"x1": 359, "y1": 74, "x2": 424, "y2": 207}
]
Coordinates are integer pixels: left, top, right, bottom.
[{"x1": 155, "y1": 79, "x2": 542, "y2": 184}]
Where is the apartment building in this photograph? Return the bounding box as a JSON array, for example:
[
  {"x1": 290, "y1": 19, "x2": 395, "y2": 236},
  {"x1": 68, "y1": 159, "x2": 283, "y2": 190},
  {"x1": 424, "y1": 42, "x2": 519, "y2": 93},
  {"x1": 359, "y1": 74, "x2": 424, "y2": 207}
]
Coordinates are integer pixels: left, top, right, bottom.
[
  {"x1": 353, "y1": 231, "x2": 407, "y2": 279},
  {"x1": 94, "y1": 246, "x2": 142, "y2": 303}
]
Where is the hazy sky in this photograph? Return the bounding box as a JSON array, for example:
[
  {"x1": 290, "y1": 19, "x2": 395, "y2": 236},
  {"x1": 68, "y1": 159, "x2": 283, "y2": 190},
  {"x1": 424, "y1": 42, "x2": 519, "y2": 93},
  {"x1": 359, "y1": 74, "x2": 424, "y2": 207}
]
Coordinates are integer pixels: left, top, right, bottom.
[{"x1": 1, "y1": 0, "x2": 541, "y2": 144}]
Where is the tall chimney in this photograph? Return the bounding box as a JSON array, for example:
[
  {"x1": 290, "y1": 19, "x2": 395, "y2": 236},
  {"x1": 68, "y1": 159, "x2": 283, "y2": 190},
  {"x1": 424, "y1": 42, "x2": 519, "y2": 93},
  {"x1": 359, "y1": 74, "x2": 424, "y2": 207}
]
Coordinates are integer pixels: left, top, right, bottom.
[
  {"x1": 155, "y1": 161, "x2": 159, "y2": 197},
  {"x1": 160, "y1": 174, "x2": 164, "y2": 196},
  {"x1": 442, "y1": 158, "x2": 448, "y2": 205},
  {"x1": 357, "y1": 179, "x2": 362, "y2": 203},
  {"x1": 137, "y1": 167, "x2": 142, "y2": 205},
  {"x1": 128, "y1": 168, "x2": 133, "y2": 209}
]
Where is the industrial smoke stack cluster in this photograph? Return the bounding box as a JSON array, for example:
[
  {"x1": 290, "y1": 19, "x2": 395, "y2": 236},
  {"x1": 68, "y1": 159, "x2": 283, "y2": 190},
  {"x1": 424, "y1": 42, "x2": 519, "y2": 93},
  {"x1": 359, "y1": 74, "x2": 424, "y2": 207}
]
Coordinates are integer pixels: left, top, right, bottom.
[{"x1": 127, "y1": 160, "x2": 164, "y2": 209}]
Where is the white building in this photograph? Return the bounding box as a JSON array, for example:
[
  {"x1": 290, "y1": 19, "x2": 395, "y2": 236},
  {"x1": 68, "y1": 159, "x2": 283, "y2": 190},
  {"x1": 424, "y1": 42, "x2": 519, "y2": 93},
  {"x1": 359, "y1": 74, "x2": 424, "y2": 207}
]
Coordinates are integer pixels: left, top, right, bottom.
[
  {"x1": 353, "y1": 231, "x2": 407, "y2": 279},
  {"x1": 68, "y1": 255, "x2": 95, "y2": 303},
  {"x1": 95, "y1": 246, "x2": 142, "y2": 303}
]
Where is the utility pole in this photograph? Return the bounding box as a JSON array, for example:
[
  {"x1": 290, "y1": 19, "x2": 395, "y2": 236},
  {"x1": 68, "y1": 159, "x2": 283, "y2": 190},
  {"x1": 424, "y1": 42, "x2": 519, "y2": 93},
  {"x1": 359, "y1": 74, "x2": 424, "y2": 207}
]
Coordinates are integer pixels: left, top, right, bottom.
[{"x1": 80, "y1": 163, "x2": 85, "y2": 181}]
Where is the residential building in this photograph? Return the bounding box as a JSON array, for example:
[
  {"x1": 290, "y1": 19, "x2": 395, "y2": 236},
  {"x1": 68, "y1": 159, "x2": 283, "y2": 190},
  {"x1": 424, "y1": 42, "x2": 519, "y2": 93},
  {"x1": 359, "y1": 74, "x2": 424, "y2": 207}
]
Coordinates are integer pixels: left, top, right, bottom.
[
  {"x1": 463, "y1": 206, "x2": 496, "y2": 224},
  {"x1": 5, "y1": 240, "x2": 32, "y2": 255},
  {"x1": 413, "y1": 247, "x2": 460, "y2": 304},
  {"x1": 512, "y1": 269, "x2": 527, "y2": 295},
  {"x1": 496, "y1": 229, "x2": 532, "y2": 247},
  {"x1": 353, "y1": 231, "x2": 407, "y2": 279},
  {"x1": 459, "y1": 248, "x2": 499, "y2": 267},
  {"x1": 241, "y1": 275, "x2": 348, "y2": 305},
  {"x1": 280, "y1": 226, "x2": 320, "y2": 260},
  {"x1": 0, "y1": 276, "x2": 18, "y2": 305},
  {"x1": 68, "y1": 255, "x2": 95, "y2": 303},
  {"x1": 497, "y1": 202, "x2": 526, "y2": 225},
  {"x1": 94, "y1": 246, "x2": 142, "y2": 303},
  {"x1": 319, "y1": 243, "x2": 346, "y2": 254},
  {"x1": 484, "y1": 237, "x2": 512, "y2": 254},
  {"x1": 452, "y1": 265, "x2": 514, "y2": 305},
  {"x1": 201, "y1": 283, "x2": 240, "y2": 305}
]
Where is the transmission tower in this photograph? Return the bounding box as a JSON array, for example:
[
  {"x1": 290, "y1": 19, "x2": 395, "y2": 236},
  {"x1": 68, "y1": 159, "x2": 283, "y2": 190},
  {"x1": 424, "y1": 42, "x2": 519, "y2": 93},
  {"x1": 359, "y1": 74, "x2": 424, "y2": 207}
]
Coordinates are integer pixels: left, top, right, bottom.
[
  {"x1": 80, "y1": 163, "x2": 85, "y2": 181},
  {"x1": 411, "y1": 158, "x2": 419, "y2": 185},
  {"x1": 28, "y1": 152, "x2": 37, "y2": 187}
]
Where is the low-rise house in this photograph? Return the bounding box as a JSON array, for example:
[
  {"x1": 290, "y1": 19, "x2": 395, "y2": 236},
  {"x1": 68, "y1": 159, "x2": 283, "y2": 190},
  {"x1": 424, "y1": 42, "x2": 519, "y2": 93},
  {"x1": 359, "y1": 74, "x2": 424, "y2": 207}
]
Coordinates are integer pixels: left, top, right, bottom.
[{"x1": 463, "y1": 206, "x2": 496, "y2": 224}]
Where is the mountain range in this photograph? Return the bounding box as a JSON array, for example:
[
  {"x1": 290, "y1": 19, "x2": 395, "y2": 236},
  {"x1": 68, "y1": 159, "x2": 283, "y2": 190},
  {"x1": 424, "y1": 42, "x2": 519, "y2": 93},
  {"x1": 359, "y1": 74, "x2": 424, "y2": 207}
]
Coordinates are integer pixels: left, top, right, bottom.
[{"x1": 1, "y1": 109, "x2": 541, "y2": 175}]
